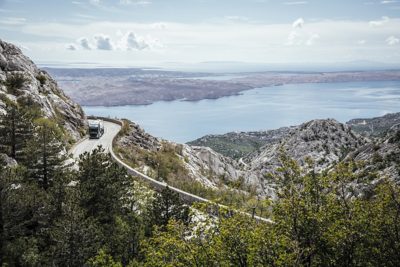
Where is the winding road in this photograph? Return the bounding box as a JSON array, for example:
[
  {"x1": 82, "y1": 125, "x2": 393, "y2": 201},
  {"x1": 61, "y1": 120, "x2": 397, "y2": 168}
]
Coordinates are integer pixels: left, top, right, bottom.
[
  {"x1": 70, "y1": 121, "x2": 121, "y2": 159},
  {"x1": 70, "y1": 119, "x2": 272, "y2": 223}
]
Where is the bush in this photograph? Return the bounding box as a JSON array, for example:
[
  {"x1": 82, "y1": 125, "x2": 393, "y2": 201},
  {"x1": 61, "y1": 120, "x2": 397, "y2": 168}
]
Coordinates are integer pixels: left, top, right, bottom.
[
  {"x1": 4, "y1": 73, "x2": 27, "y2": 95},
  {"x1": 36, "y1": 74, "x2": 46, "y2": 86}
]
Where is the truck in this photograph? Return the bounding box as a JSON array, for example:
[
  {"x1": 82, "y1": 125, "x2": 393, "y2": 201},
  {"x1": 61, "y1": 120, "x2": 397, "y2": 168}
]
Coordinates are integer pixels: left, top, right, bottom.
[{"x1": 88, "y1": 119, "x2": 104, "y2": 139}]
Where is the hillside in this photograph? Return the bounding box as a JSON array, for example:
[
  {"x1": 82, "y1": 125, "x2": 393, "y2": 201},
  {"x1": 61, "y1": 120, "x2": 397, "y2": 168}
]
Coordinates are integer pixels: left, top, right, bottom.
[
  {"x1": 347, "y1": 112, "x2": 400, "y2": 137},
  {"x1": 0, "y1": 39, "x2": 86, "y2": 143},
  {"x1": 187, "y1": 127, "x2": 293, "y2": 160}
]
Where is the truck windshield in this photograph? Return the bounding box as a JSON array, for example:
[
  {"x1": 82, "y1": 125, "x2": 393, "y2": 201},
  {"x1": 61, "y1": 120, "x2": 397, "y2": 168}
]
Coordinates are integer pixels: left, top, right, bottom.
[{"x1": 89, "y1": 127, "x2": 98, "y2": 134}]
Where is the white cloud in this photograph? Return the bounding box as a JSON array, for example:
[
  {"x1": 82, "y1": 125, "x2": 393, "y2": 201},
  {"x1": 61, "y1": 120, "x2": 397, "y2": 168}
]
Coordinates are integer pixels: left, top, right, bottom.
[
  {"x1": 13, "y1": 18, "x2": 400, "y2": 65},
  {"x1": 89, "y1": 0, "x2": 100, "y2": 5},
  {"x1": 358, "y1": 40, "x2": 366, "y2": 45},
  {"x1": 306, "y1": 33, "x2": 320, "y2": 46},
  {"x1": 66, "y1": 43, "x2": 77, "y2": 50},
  {"x1": 369, "y1": 16, "x2": 389, "y2": 27},
  {"x1": 78, "y1": 37, "x2": 92, "y2": 50},
  {"x1": 386, "y1": 35, "x2": 399, "y2": 45},
  {"x1": 94, "y1": 34, "x2": 114, "y2": 50},
  {"x1": 284, "y1": 1, "x2": 308, "y2": 5},
  {"x1": 224, "y1": 16, "x2": 250, "y2": 22},
  {"x1": 381, "y1": 0, "x2": 398, "y2": 4},
  {"x1": 292, "y1": 17, "x2": 304, "y2": 29},
  {"x1": 119, "y1": 32, "x2": 149, "y2": 50},
  {"x1": 120, "y1": 0, "x2": 151, "y2": 5},
  {"x1": 0, "y1": 17, "x2": 26, "y2": 26}
]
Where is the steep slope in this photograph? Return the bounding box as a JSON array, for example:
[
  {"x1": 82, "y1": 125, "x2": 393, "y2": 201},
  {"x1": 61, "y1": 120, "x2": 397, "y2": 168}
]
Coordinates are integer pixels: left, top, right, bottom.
[
  {"x1": 187, "y1": 127, "x2": 293, "y2": 160},
  {"x1": 348, "y1": 125, "x2": 400, "y2": 182},
  {"x1": 242, "y1": 119, "x2": 367, "y2": 195},
  {"x1": 115, "y1": 120, "x2": 244, "y2": 189},
  {"x1": 347, "y1": 112, "x2": 400, "y2": 138},
  {"x1": 0, "y1": 39, "x2": 86, "y2": 142}
]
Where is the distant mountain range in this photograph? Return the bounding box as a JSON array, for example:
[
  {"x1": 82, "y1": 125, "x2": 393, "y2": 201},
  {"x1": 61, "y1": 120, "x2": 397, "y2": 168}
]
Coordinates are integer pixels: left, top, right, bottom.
[{"x1": 46, "y1": 67, "x2": 400, "y2": 106}]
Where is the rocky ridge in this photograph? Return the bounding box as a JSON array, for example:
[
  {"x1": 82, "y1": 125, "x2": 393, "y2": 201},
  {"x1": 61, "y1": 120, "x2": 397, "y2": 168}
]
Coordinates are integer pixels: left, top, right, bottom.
[
  {"x1": 0, "y1": 39, "x2": 86, "y2": 142},
  {"x1": 116, "y1": 120, "x2": 244, "y2": 189},
  {"x1": 347, "y1": 112, "x2": 400, "y2": 137}
]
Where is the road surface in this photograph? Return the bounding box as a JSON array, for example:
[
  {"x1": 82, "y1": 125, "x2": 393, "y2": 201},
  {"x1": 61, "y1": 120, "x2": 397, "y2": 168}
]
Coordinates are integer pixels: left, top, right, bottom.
[
  {"x1": 70, "y1": 121, "x2": 121, "y2": 160},
  {"x1": 69, "y1": 119, "x2": 272, "y2": 223}
]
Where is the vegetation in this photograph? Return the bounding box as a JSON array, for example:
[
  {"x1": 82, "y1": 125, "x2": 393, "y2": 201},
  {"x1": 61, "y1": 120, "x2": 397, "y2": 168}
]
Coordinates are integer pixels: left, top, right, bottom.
[
  {"x1": 1, "y1": 100, "x2": 400, "y2": 266},
  {"x1": 188, "y1": 133, "x2": 266, "y2": 159},
  {"x1": 3, "y1": 73, "x2": 27, "y2": 96},
  {"x1": 115, "y1": 138, "x2": 269, "y2": 217}
]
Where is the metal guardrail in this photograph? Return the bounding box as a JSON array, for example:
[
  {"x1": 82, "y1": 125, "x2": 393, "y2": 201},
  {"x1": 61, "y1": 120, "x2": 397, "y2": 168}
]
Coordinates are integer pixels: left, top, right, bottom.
[{"x1": 87, "y1": 116, "x2": 272, "y2": 223}]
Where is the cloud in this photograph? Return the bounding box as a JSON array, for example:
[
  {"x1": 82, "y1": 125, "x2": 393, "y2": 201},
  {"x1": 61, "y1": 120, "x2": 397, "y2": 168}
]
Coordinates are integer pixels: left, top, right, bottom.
[
  {"x1": 381, "y1": 0, "x2": 398, "y2": 3},
  {"x1": 94, "y1": 34, "x2": 114, "y2": 50},
  {"x1": 292, "y1": 17, "x2": 304, "y2": 29},
  {"x1": 306, "y1": 33, "x2": 320, "y2": 46},
  {"x1": 78, "y1": 37, "x2": 92, "y2": 50},
  {"x1": 0, "y1": 17, "x2": 26, "y2": 26},
  {"x1": 286, "y1": 31, "x2": 301, "y2": 45},
  {"x1": 386, "y1": 35, "x2": 399, "y2": 45},
  {"x1": 66, "y1": 43, "x2": 77, "y2": 50},
  {"x1": 284, "y1": 1, "x2": 308, "y2": 5},
  {"x1": 119, "y1": 32, "x2": 149, "y2": 50},
  {"x1": 369, "y1": 16, "x2": 389, "y2": 26},
  {"x1": 358, "y1": 40, "x2": 366, "y2": 45},
  {"x1": 89, "y1": 0, "x2": 100, "y2": 5},
  {"x1": 224, "y1": 16, "x2": 249, "y2": 22},
  {"x1": 120, "y1": 0, "x2": 151, "y2": 5}
]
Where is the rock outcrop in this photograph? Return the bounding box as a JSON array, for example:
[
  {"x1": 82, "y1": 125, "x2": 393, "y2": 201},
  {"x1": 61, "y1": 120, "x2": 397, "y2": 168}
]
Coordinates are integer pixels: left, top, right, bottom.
[
  {"x1": 0, "y1": 39, "x2": 86, "y2": 141},
  {"x1": 348, "y1": 126, "x2": 400, "y2": 182},
  {"x1": 116, "y1": 120, "x2": 244, "y2": 188}
]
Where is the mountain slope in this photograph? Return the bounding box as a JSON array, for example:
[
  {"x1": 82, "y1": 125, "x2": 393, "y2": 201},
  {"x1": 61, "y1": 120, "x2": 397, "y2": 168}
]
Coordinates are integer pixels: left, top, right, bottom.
[
  {"x1": 0, "y1": 39, "x2": 86, "y2": 142},
  {"x1": 347, "y1": 112, "x2": 400, "y2": 137}
]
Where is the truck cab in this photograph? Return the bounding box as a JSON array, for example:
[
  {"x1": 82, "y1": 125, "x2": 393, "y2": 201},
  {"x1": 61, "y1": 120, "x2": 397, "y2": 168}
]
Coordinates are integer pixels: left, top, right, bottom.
[{"x1": 88, "y1": 120, "x2": 105, "y2": 139}]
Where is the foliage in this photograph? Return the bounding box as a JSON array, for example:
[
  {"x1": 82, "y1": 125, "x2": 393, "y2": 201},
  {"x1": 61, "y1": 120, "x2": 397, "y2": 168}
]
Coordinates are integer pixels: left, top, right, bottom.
[
  {"x1": 4, "y1": 73, "x2": 27, "y2": 95},
  {"x1": 0, "y1": 101, "x2": 35, "y2": 161},
  {"x1": 24, "y1": 118, "x2": 66, "y2": 189},
  {"x1": 2, "y1": 107, "x2": 400, "y2": 266}
]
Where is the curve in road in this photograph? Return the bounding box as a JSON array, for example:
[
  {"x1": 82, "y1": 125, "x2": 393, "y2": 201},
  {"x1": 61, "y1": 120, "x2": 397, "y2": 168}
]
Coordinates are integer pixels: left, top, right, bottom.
[
  {"x1": 70, "y1": 121, "x2": 121, "y2": 159},
  {"x1": 70, "y1": 119, "x2": 272, "y2": 223}
]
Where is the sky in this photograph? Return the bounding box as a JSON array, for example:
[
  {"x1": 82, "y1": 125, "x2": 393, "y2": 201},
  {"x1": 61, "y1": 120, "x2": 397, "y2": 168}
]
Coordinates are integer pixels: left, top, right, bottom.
[{"x1": 0, "y1": 0, "x2": 400, "y2": 68}]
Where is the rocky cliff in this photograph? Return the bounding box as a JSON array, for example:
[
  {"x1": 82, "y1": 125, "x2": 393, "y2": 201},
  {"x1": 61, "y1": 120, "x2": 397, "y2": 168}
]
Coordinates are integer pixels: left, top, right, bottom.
[
  {"x1": 115, "y1": 120, "x2": 244, "y2": 189},
  {"x1": 348, "y1": 125, "x2": 400, "y2": 182},
  {"x1": 0, "y1": 39, "x2": 86, "y2": 142},
  {"x1": 238, "y1": 119, "x2": 366, "y2": 195}
]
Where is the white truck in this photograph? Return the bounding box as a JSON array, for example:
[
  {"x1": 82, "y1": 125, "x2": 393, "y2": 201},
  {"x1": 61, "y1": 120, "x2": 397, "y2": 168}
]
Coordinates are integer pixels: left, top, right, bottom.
[{"x1": 88, "y1": 119, "x2": 105, "y2": 139}]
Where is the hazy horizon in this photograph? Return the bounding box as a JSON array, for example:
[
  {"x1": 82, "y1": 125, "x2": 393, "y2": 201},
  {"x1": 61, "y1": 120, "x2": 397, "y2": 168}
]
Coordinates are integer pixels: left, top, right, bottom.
[{"x1": 1, "y1": 0, "x2": 400, "y2": 67}]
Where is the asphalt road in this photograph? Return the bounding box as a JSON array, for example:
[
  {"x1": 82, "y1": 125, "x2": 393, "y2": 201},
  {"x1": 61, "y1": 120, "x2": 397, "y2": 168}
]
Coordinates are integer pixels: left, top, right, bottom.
[
  {"x1": 70, "y1": 121, "x2": 121, "y2": 160},
  {"x1": 69, "y1": 119, "x2": 272, "y2": 222}
]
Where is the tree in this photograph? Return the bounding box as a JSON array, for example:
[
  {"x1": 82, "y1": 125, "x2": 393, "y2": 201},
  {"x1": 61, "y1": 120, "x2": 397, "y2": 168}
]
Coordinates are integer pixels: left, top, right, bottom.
[
  {"x1": 78, "y1": 146, "x2": 131, "y2": 223},
  {"x1": 88, "y1": 249, "x2": 122, "y2": 267},
  {"x1": 0, "y1": 101, "x2": 34, "y2": 161},
  {"x1": 49, "y1": 186, "x2": 101, "y2": 267},
  {"x1": 147, "y1": 186, "x2": 189, "y2": 232},
  {"x1": 24, "y1": 118, "x2": 65, "y2": 190}
]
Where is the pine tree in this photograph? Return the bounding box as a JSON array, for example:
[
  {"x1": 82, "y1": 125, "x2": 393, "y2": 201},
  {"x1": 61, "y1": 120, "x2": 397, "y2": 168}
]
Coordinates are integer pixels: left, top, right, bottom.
[
  {"x1": 148, "y1": 186, "x2": 189, "y2": 231},
  {"x1": 24, "y1": 118, "x2": 65, "y2": 190},
  {"x1": 77, "y1": 146, "x2": 131, "y2": 223},
  {"x1": 0, "y1": 101, "x2": 34, "y2": 161},
  {"x1": 50, "y1": 186, "x2": 101, "y2": 267}
]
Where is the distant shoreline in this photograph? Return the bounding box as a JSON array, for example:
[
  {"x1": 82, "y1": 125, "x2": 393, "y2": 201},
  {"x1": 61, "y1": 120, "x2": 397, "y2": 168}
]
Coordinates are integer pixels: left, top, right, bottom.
[{"x1": 47, "y1": 68, "x2": 400, "y2": 107}]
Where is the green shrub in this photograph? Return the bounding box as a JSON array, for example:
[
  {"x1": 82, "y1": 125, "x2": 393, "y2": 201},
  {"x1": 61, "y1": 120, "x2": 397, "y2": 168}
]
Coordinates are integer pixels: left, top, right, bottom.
[
  {"x1": 5, "y1": 73, "x2": 27, "y2": 95},
  {"x1": 36, "y1": 74, "x2": 46, "y2": 86}
]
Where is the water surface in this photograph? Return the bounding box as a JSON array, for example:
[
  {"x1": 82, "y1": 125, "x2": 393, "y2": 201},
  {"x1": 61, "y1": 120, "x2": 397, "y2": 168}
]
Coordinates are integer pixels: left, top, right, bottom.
[{"x1": 83, "y1": 81, "x2": 400, "y2": 143}]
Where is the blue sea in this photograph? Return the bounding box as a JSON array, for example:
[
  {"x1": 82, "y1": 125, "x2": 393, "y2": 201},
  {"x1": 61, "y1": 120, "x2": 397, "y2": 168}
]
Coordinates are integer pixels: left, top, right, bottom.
[{"x1": 83, "y1": 81, "x2": 400, "y2": 143}]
